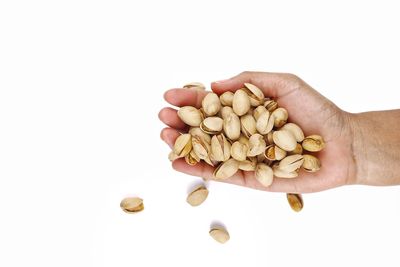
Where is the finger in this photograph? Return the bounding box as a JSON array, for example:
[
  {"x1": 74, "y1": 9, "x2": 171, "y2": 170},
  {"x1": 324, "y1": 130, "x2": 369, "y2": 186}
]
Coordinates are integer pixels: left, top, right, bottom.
[
  {"x1": 158, "y1": 107, "x2": 187, "y2": 130},
  {"x1": 164, "y1": 88, "x2": 208, "y2": 108},
  {"x1": 160, "y1": 127, "x2": 180, "y2": 149}
]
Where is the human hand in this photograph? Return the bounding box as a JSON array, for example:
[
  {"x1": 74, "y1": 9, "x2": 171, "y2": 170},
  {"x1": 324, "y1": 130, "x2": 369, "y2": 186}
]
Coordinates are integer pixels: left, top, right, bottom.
[{"x1": 159, "y1": 72, "x2": 357, "y2": 193}]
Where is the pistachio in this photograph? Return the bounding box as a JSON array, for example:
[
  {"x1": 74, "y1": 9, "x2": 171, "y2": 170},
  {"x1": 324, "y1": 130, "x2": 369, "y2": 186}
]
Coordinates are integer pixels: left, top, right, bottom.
[
  {"x1": 272, "y1": 164, "x2": 299, "y2": 178},
  {"x1": 177, "y1": 106, "x2": 204, "y2": 127},
  {"x1": 243, "y1": 83, "x2": 265, "y2": 106},
  {"x1": 240, "y1": 114, "x2": 257, "y2": 138},
  {"x1": 200, "y1": 117, "x2": 223, "y2": 134},
  {"x1": 202, "y1": 92, "x2": 221, "y2": 116},
  {"x1": 256, "y1": 111, "x2": 274, "y2": 135},
  {"x1": 230, "y1": 141, "x2": 248, "y2": 161},
  {"x1": 271, "y1": 107, "x2": 288, "y2": 128},
  {"x1": 223, "y1": 112, "x2": 241, "y2": 141},
  {"x1": 189, "y1": 127, "x2": 211, "y2": 144},
  {"x1": 192, "y1": 136, "x2": 212, "y2": 164},
  {"x1": 168, "y1": 151, "x2": 180, "y2": 161},
  {"x1": 278, "y1": 154, "x2": 304, "y2": 173},
  {"x1": 286, "y1": 193, "x2": 303, "y2": 212},
  {"x1": 280, "y1": 123, "x2": 304, "y2": 142},
  {"x1": 238, "y1": 134, "x2": 250, "y2": 148},
  {"x1": 264, "y1": 144, "x2": 287, "y2": 161},
  {"x1": 213, "y1": 158, "x2": 239, "y2": 179},
  {"x1": 302, "y1": 154, "x2": 321, "y2": 172},
  {"x1": 264, "y1": 99, "x2": 278, "y2": 112},
  {"x1": 302, "y1": 135, "x2": 325, "y2": 152},
  {"x1": 265, "y1": 131, "x2": 274, "y2": 145},
  {"x1": 210, "y1": 134, "x2": 231, "y2": 162},
  {"x1": 255, "y1": 163, "x2": 274, "y2": 187},
  {"x1": 253, "y1": 105, "x2": 268, "y2": 121},
  {"x1": 220, "y1": 106, "x2": 234, "y2": 120},
  {"x1": 120, "y1": 197, "x2": 144, "y2": 213},
  {"x1": 238, "y1": 157, "x2": 257, "y2": 171},
  {"x1": 185, "y1": 149, "x2": 200, "y2": 165},
  {"x1": 273, "y1": 130, "x2": 297, "y2": 151},
  {"x1": 183, "y1": 82, "x2": 206, "y2": 90},
  {"x1": 173, "y1": 134, "x2": 192, "y2": 157},
  {"x1": 232, "y1": 89, "x2": 251, "y2": 116},
  {"x1": 209, "y1": 227, "x2": 230, "y2": 244},
  {"x1": 219, "y1": 91, "x2": 234, "y2": 106},
  {"x1": 186, "y1": 185, "x2": 209, "y2": 206},
  {"x1": 247, "y1": 133, "x2": 266, "y2": 157},
  {"x1": 289, "y1": 143, "x2": 303, "y2": 155}
]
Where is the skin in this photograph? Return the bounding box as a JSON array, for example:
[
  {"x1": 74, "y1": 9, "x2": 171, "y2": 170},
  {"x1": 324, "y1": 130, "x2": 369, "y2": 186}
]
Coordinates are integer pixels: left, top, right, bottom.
[{"x1": 158, "y1": 71, "x2": 400, "y2": 193}]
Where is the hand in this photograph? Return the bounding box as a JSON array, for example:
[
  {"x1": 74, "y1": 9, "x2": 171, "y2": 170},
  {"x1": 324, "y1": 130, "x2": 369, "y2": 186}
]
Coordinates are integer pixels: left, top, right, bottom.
[{"x1": 159, "y1": 71, "x2": 357, "y2": 193}]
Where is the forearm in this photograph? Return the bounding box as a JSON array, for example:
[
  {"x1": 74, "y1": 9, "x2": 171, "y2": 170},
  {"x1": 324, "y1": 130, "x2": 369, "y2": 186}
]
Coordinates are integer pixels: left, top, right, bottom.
[{"x1": 351, "y1": 109, "x2": 400, "y2": 186}]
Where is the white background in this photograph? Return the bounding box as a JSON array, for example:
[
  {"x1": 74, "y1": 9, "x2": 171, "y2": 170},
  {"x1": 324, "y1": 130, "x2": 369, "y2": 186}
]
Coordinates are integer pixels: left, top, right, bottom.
[{"x1": 1, "y1": 1, "x2": 399, "y2": 266}]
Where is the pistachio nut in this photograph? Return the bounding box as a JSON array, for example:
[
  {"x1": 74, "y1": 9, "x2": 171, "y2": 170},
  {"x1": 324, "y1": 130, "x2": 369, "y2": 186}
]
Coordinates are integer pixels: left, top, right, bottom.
[
  {"x1": 173, "y1": 134, "x2": 192, "y2": 157},
  {"x1": 209, "y1": 227, "x2": 230, "y2": 244},
  {"x1": 200, "y1": 117, "x2": 223, "y2": 134},
  {"x1": 231, "y1": 141, "x2": 248, "y2": 161},
  {"x1": 186, "y1": 185, "x2": 208, "y2": 206},
  {"x1": 272, "y1": 164, "x2": 299, "y2": 178},
  {"x1": 232, "y1": 89, "x2": 251, "y2": 116},
  {"x1": 202, "y1": 92, "x2": 221, "y2": 116},
  {"x1": 220, "y1": 106, "x2": 234, "y2": 120},
  {"x1": 255, "y1": 163, "x2": 274, "y2": 187},
  {"x1": 253, "y1": 105, "x2": 268, "y2": 121},
  {"x1": 238, "y1": 157, "x2": 257, "y2": 171},
  {"x1": 287, "y1": 193, "x2": 303, "y2": 212},
  {"x1": 271, "y1": 107, "x2": 288, "y2": 128},
  {"x1": 302, "y1": 154, "x2": 321, "y2": 172},
  {"x1": 168, "y1": 151, "x2": 180, "y2": 161},
  {"x1": 256, "y1": 111, "x2": 274, "y2": 135},
  {"x1": 189, "y1": 127, "x2": 211, "y2": 144},
  {"x1": 264, "y1": 144, "x2": 287, "y2": 161},
  {"x1": 273, "y1": 130, "x2": 297, "y2": 151},
  {"x1": 219, "y1": 91, "x2": 234, "y2": 106},
  {"x1": 185, "y1": 149, "x2": 200, "y2": 166},
  {"x1": 192, "y1": 135, "x2": 211, "y2": 162},
  {"x1": 280, "y1": 123, "x2": 305, "y2": 142},
  {"x1": 210, "y1": 134, "x2": 231, "y2": 162},
  {"x1": 240, "y1": 114, "x2": 257, "y2": 138},
  {"x1": 289, "y1": 143, "x2": 303, "y2": 155},
  {"x1": 177, "y1": 106, "x2": 204, "y2": 127},
  {"x1": 223, "y1": 112, "x2": 241, "y2": 141},
  {"x1": 264, "y1": 99, "x2": 278, "y2": 112},
  {"x1": 278, "y1": 154, "x2": 304, "y2": 173},
  {"x1": 247, "y1": 133, "x2": 266, "y2": 157},
  {"x1": 243, "y1": 83, "x2": 265, "y2": 106},
  {"x1": 120, "y1": 197, "x2": 144, "y2": 213},
  {"x1": 183, "y1": 82, "x2": 205, "y2": 90},
  {"x1": 213, "y1": 158, "x2": 239, "y2": 179},
  {"x1": 302, "y1": 135, "x2": 325, "y2": 152}
]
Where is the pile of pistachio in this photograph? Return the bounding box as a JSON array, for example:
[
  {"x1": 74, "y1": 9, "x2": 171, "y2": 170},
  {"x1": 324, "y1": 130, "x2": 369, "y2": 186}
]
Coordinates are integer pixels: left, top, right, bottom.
[{"x1": 170, "y1": 82, "x2": 325, "y2": 187}]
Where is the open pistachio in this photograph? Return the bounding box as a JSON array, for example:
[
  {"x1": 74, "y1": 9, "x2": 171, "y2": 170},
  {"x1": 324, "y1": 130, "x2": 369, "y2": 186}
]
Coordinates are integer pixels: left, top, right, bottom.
[
  {"x1": 220, "y1": 91, "x2": 234, "y2": 106},
  {"x1": 185, "y1": 149, "x2": 200, "y2": 165},
  {"x1": 200, "y1": 117, "x2": 223, "y2": 134},
  {"x1": 279, "y1": 154, "x2": 304, "y2": 173},
  {"x1": 209, "y1": 227, "x2": 230, "y2": 244},
  {"x1": 289, "y1": 143, "x2": 303, "y2": 155},
  {"x1": 256, "y1": 111, "x2": 274, "y2": 135},
  {"x1": 202, "y1": 92, "x2": 221, "y2": 116},
  {"x1": 220, "y1": 106, "x2": 234, "y2": 120},
  {"x1": 265, "y1": 131, "x2": 274, "y2": 145},
  {"x1": 238, "y1": 157, "x2": 257, "y2": 171},
  {"x1": 189, "y1": 127, "x2": 211, "y2": 144},
  {"x1": 271, "y1": 107, "x2": 288, "y2": 128},
  {"x1": 272, "y1": 164, "x2": 299, "y2": 178},
  {"x1": 231, "y1": 141, "x2": 248, "y2": 161},
  {"x1": 192, "y1": 136, "x2": 212, "y2": 165},
  {"x1": 247, "y1": 133, "x2": 266, "y2": 157},
  {"x1": 177, "y1": 106, "x2": 204, "y2": 127},
  {"x1": 173, "y1": 134, "x2": 192, "y2": 157},
  {"x1": 273, "y1": 130, "x2": 297, "y2": 151},
  {"x1": 264, "y1": 99, "x2": 278, "y2": 112},
  {"x1": 211, "y1": 134, "x2": 231, "y2": 162},
  {"x1": 302, "y1": 135, "x2": 325, "y2": 152},
  {"x1": 287, "y1": 193, "x2": 303, "y2": 212},
  {"x1": 264, "y1": 144, "x2": 287, "y2": 161},
  {"x1": 183, "y1": 82, "x2": 206, "y2": 90},
  {"x1": 120, "y1": 197, "x2": 144, "y2": 213},
  {"x1": 243, "y1": 83, "x2": 265, "y2": 106},
  {"x1": 302, "y1": 154, "x2": 321, "y2": 172},
  {"x1": 253, "y1": 105, "x2": 268, "y2": 121},
  {"x1": 255, "y1": 163, "x2": 274, "y2": 187},
  {"x1": 213, "y1": 158, "x2": 239, "y2": 179},
  {"x1": 280, "y1": 123, "x2": 304, "y2": 142},
  {"x1": 240, "y1": 114, "x2": 257, "y2": 138},
  {"x1": 186, "y1": 185, "x2": 209, "y2": 206},
  {"x1": 223, "y1": 112, "x2": 241, "y2": 141},
  {"x1": 232, "y1": 89, "x2": 251, "y2": 116}
]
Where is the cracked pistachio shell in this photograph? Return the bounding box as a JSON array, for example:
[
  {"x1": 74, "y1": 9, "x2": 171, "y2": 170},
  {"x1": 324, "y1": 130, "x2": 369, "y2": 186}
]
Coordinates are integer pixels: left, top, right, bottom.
[
  {"x1": 302, "y1": 154, "x2": 321, "y2": 172},
  {"x1": 178, "y1": 106, "x2": 204, "y2": 127},
  {"x1": 168, "y1": 151, "x2": 180, "y2": 161},
  {"x1": 183, "y1": 82, "x2": 206, "y2": 90},
  {"x1": 264, "y1": 99, "x2": 278, "y2": 112},
  {"x1": 240, "y1": 114, "x2": 257, "y2": 138},
  {"x1": 271, "y1": 107, "x2": 288, "y2": 128},
  {"x1": 192, "y1": 136, "x2": 211, "y2": 161},
  {"x1": 256, "y1": 111, "x2": 274, "y2": 135},
  {"x1": 247, "y1": 133, "x2": 266, "y2": 157},
  {"x1": 279, "y1": 154, "x2": 304, "y2": 173},
  {"x1": 238, "y1": 157, "x2": 257, "y2": 171},
  {"x1": 253, "y1": 105, "x2": 268, "y2": 121},
  {"x1": 220, "y1": 106, "x2": 234, "y2": 120},
  {"x1": 211, "y1": 134, "x2": 231, "y2": 162},
  {"x1": 209, "y1": 227, "x2": 230, "y2": 244},
  {"x1": 231, "y1": 141, "x2": 248, "y2": 161},
  {"x1": 289, "y1": 143, "x2": 303, "y2": 155},
  {"x1": 287, "y1": 193, "x2": 303, "y2": 212},
  {"x1": 265, "y1": 131, "x2": 274, "y2": 145},
  {"x1": 220, "y1": 91, "x2": 234, "y2": 106},
  {"x1": 272, "y1": 164, "x2": 299, "y2": 178},
  {"x1": 264, "y1": 144, "x2": 287, "y2": 161},
  {"x1": 223, "y1": 112, "x2": 241, "y2": 141},
  {"x1": 202, "y1": 92, "x2": 221, "y2": 116},
  {"x1": 280, "y1": 123, "x2": 305, "y2": 142},
  {"x1": 302, "y1": 135, "x2": 325, "y2": 152},
  {"x1": 243, "y1": 83, "x2": 265, "y2": 106},
  {"x1": 186, "y1": 185, "x2": 208, "y2": 206},
  {"x1": 173, "y1": 134, "x2": 192, "y2": 157},
  {"x1": 200, "y1": 117, "x2": 223, "y2": 134},
  {"x1": 189, "y1": 127, "x2": 211, "y2": 144},
  {"x1": 255, "y1": 163, "x2": 274, "y2": 187},
  {"x1": 273, "y1": 130, "x2": 297, "y2": 151},
  {"x1": 213, "y1": 158, "x2": 239, "y2": 179},
  {"x1": 232, "y1": 89, "x2": 251, "y2": 116},
  {"x1": 120, "y1": 197, "x2": 144, "y2": 213},
  {"x1": 185, "y1": 149, "x2": 200, "y2": 166}
]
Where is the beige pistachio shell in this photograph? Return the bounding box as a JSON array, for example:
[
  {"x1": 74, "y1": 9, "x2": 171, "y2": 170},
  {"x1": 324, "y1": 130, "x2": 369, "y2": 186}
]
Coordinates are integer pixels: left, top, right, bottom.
[
  {"x1": 255, "y1": 163, "x2": 274, "y2": 187},
  {"x1": 264, "y1": 144, "x2": 287, "y2": 161},
  {"x1": 213, "y1": 158, "x2": 239, "y2": 179},
  {"x1": 243, "y1": 83, "x2": 265, "y2": 106},
  {"x1": 240, "y1": 114, "x2": 257, "y2": 138},
  {"x1": 238, "y1": 134, "x2": 250, "y2": 148},
  {"x1": 120, "y1": 197, "x2": 144, "y2": 213},
  {"x1": 210, "y1": 134, "x2": 231, "y2": 162},
  {"x1": 264, "y1": 99, "x2": 278, "y2": 112},
  {"x1": 256, "y1": 111, "x2": 274, "y2": 135},
  {"x1": 173, "y1": 134, "x2": 192, "y2": 157},
  {"x1": 279, "y1": 154, "x2": 304, "y2": 173},
  {"x1": 280, "y1": 123, "x2": 305, "y2": 142},
  {"x1": 168, "y1": 151, "x2": 180, "y2": 161},
  {"x1": 287, "y1": 193, "x2": 303, "y2": 212},
  {"x1": 220, "y1": 106, "x2": 234, "y2": 120},
  {"x1": 265, "y1": 131, "x2": 274, "y2": 145},
  {"x1": 232, "y1": 89, "x2": 251, "y2": 116},
  {"x1": 302, "y1": 154, "x2": 321, "y2": 172},
  {"x1": 202, "y1": 92, "x2": 221, "y2": 116},
  {"x1": 192, "y1": 136, "x2": 211, "y2": 160},
  {"x1": 289, "y1": 143, "x2": 303, "y2": 155},
  {"x1": 185, "y1": 149, "x2": 200, "y2": 166},
  {"x1": 271, "y1": 107, "x2": 288, "y2": 128},
  {"x1": 186, "y1": 185, "x2": 208, "y2": 206},
  {"x1": 223, "y1": 112, "x2": 241, "y2": 141},
  {"x1": 219, "y1": 91, "x2": 234, "y2": 106},
  {"x1": 302, "y1": 135, "x2": 325, "y2": 152},
  {"x1": 272, "y1": 164, "x2": 299, "y2": 178},
  {"x1": 189, "y1": 127, "x2": 211, "y2": 144},
  {"x1": 253, "y1": 105, "x2": 268, "y2": 121},
  {"x1": 183, "y1": 82, "x2": 206, "y2": 90},
  {"x1": 247, "y1": 133, "x2": 266, "y2": 157},
  {"x1": 200, "y1": 117, "x2": 223, "y2": 134},
  {"x1": 231, "y1": 141, "x2": 248, "y2": 161},
  {"x1": 273, "y1": 130, "x2": 297, "y2": 151},
  {"x1": 209, "y1": 227, "x2": 230, "y2": 244},
  {"x1": 238, "y1": 157, "x2": 257, "y2": 171},
  {"x1": 177, "y1": 106, "x2": 203, "y2": 127}
]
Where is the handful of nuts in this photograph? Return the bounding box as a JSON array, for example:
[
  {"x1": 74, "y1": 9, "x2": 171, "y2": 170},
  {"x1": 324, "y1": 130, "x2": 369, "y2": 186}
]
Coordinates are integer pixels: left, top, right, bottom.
[{"x1": 170, "y1": 82, "x2": 325, "y2": 187}]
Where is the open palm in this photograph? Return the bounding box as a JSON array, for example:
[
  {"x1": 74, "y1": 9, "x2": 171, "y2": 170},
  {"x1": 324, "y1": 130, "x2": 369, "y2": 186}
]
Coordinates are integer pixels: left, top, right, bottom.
[{"x1": 159, "y1": 72, "x2": 357, "y2": 193}]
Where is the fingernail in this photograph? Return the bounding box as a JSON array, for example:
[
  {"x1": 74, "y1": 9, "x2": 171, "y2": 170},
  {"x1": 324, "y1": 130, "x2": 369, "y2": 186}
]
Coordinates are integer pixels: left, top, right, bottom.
[{"x1": 213, "y1": 78, "x2": 230, "y2": 84}]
